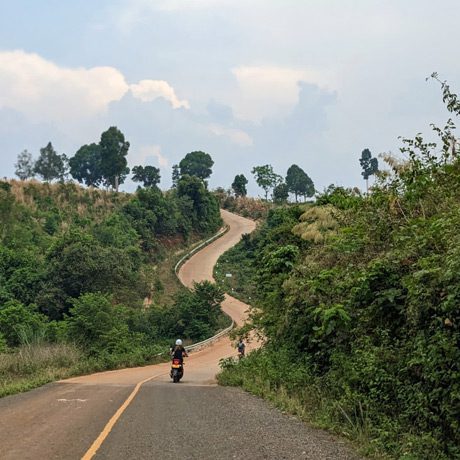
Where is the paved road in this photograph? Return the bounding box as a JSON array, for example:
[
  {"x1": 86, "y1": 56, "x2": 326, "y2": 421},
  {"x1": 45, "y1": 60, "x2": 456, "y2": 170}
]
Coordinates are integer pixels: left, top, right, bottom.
[{"x1": 0, "y1": 210, "x2": 360, "y2": 459}]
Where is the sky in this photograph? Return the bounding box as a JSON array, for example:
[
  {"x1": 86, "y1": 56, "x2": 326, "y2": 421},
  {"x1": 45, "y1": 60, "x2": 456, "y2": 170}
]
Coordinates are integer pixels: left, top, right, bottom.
[{"x1": 0, "y1": 0, "x2": 459, "y2": 195}]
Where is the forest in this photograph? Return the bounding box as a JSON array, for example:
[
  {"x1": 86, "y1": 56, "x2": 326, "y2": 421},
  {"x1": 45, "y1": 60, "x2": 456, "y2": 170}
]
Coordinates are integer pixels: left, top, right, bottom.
[{"x1": 217, "y1": 81, "x2": 460, "y2": 459}]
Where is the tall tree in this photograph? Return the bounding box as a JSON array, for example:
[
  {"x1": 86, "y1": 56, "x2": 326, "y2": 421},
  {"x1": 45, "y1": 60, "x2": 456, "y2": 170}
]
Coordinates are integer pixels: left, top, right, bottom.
[
  {"x1": 273, "y1": 182, "x2": 289, "y2": 204},
  {"x1": 14, "y1": 150, "x2": 35, "y2": 180},
  {"x1": 359, "y1": 148, "x2": 379, "y2": 192},
  {"x1": 172, "y1": 164, "x2": 180, "y2": 188},
  {"x1": 177, "y1": 174, "x2": 221, "y2": 232},
  {"x1": 231, "y1": 174, "x2": 248, "y2": 197},
  {"x1": 251, "y1": 164, "x2": 282, "y2": 200},
  {"x1": 69, "y1": 143, "x2": 103, "y2": 187},
  {"x1": 179, "y1": 151, "x2": 214, "y2": 181},
  {"x1": 34, "y1": 142, "x2": 67, "y2": 182},
  {"x1": 99, "y1": 127, "x2": 130, "y2": 191},
  {"x1": 286, "y1": 164, "x2": 314, "y2": 202},
  {"x1": 132, "y1": 165, "x2": 161, "y2": 188}
]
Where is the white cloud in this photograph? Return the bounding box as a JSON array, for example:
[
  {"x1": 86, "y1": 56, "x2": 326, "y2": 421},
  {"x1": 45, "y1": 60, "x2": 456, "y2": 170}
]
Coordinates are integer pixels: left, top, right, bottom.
[
  {"x1": 0, "y1": 50, "x2": 128, "y2": 122},
  {"x1": 208, "y1": 124, "x2": 253, "y2": 146},
  {"x1": 0, "y1": 50, "x2": 189, "y2": 125},
  {"x1": 129, "y1": 144, "x2": 169, "y2": 169},
  {"x1": 231, "y1": 65, "x2": 336, "y2": 122},
  {"x1": 130, "y1": 80, "x2": 189, "y2": 109}
]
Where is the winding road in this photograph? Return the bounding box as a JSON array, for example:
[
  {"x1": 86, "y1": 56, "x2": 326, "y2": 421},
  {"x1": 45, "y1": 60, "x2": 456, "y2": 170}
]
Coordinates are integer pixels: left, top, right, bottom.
[{"x1": 0, "y1": 210, "x2": 359, "y2": 459}]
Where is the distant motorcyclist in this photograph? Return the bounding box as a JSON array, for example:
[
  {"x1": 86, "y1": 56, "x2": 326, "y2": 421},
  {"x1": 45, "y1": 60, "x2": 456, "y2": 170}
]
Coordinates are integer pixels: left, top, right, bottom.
[{"x1": 237, "y1": 339, "x2": 246, "y2": 359}]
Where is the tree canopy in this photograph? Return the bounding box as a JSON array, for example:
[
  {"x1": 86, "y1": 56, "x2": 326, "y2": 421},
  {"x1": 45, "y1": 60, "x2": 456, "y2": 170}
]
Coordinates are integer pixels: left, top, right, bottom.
[
  {"x1": 99, "y1": 127, "x2": 130, "y2": 191},
  {"x1": 179, "y1": 151, "x2": 214, "y2": 181},
  {"x1": 14, "y1": 150, "x2": 35, "y2": 181},
  {"x1": 34, "y1": 142, "x2": 67, "y2": 182},
  {"x1": 285, "y1": 164, "x2": 315, "y2": 202},
  {"x1": 132, "y1": 165, "x2": 161, "y2": 188},
  {"x1": 231, "y1": 174, "x2": 248, "y2": 197},
  {"x1": 172, "y1": 164, "x2": 180, "y2": 187},
  {"x1": 69, "y1": 143, "x2": 103, "y2": 187},
  {"x1": 359, "y1": 148, "x2": 379, "y2": 191},
  {"x1": 272, "y1": 182, "x2": 289, "y2": 203},
  {"x1": 251, "y1": 164, "x2": 282, "y2": 200}
]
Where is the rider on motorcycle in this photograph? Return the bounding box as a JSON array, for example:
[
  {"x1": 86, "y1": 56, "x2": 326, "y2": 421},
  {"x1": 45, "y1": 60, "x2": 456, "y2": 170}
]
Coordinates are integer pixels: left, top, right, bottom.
[
  {"x1": 171, "y1": 339, "x2": 188, "y2": 362},
  {"x1": 237, "y1": 339, "x2": 245, "y2": 358},
  {"x1": 170, "y1": 339, "x2": 188, "y2": 380}
]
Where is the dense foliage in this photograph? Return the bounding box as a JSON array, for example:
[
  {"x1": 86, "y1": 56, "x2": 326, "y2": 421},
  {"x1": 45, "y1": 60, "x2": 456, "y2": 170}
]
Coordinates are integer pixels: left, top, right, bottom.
[
  {"x1": 0, "y1": 178, "x2": 224, "y2": 394},
  {"x1": 285, "y1": 164, "x2": 315, "y2": 202},
  {"x1": 179, "y1": 151, "x2": 214, "y2": 182},
  {"x1": 218, "y1": 84, "x2": 460, "y2": 458}
]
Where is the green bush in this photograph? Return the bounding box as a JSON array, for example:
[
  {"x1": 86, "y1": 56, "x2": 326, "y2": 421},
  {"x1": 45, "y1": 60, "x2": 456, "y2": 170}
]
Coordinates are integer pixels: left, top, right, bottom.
[
  {"x1": 217, "y1": 85, "x2": 460, "y2": 457},
  {"x1": 0, "y1": 301, "x2": 47, "y2": 347}
]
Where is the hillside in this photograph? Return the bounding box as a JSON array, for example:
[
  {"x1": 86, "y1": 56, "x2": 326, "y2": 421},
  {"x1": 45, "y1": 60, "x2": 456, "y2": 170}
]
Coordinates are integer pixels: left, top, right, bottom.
[
  {"x1": 0, "y1": 179, "x2": 225, "y2": 396},
  {"x1": 217, "y1": 89, "x2": 460, "y2": 458}
]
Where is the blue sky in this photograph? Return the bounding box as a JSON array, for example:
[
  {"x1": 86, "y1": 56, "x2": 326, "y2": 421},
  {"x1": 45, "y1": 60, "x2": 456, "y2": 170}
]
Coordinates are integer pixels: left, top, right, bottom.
[{"x1": 1, "y1": 0, "x2": 459, "y2": 195}]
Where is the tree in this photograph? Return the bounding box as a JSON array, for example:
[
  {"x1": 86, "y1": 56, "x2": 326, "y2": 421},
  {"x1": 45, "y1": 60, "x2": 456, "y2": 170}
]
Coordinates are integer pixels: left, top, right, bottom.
[
  {"x1": 172, "y1": 164, "x2": 180, "y2": 188},
  {"x1": 0, "y1": 300, "x2": 46, "y2": 347},
  {"x1": 34, "y1": 142, "x2": 67, "y2": 182},
  {"x1": 14, "y1": 150, "x2": 35, "y2": 180},
  {"x1": 231, "y1": 174, "x2": 248, "y2": 197},
  {"x1": 179, "y1": 151, "x2": 214, "y2": 182},
  {"x1": 273, "y1": 182, "x2": 289, "y2": 204},
  {"x1": 99, "y1": 127, "x2": 130, "y2": 191},
  {"x1": 69, "y1": 143, "x2": 103, "y2": 187},
  {"x1": 251, "y1": 164, "x2": 282, "y2": 200},
  {"x1": 132, "y1": 165, "x2": 161, "y2": 188},
  {"x1": 177, "y1": 175, "x2": 221, "y2": 233},
  {"x1": 359, "y1": 148, "x2": 379, "y2": 192},
  {"x1": 286, "y1": 164, "x2": 315, "y2": 202}
]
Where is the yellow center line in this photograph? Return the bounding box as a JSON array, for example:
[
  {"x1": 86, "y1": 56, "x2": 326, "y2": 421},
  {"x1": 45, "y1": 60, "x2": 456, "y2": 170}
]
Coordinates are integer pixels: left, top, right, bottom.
[{"x1": 81, "y1": 371, "x2": 169, "y2": 460}]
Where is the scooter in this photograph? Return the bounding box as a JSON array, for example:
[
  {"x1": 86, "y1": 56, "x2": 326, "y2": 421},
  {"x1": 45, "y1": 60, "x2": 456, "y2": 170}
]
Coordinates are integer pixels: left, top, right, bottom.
[{"x1": 170, "y1": 358, "x2": 184, "y2": 383}]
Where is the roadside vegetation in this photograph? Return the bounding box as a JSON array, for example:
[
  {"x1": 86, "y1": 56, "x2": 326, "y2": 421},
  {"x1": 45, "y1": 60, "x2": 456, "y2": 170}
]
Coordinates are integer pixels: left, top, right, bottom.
[
  {"x1": 0, "y1": 149, "x2": 226, "y2": 396},
  {"x1": 218, "y1": 80, "x2": 460, "y2": 459}
]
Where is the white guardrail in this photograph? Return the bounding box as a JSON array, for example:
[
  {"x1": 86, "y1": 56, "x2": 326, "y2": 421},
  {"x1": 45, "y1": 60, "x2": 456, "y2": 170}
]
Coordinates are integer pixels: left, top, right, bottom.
[{"x1": 173, "y1": 225, "x2": 235, "y2": 353}]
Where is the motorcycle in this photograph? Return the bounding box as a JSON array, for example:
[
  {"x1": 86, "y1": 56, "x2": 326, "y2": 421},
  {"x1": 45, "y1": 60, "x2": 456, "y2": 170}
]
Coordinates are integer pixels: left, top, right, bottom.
[{"x1": 170, "y1": 358, "x2": 184, "y2": 383}]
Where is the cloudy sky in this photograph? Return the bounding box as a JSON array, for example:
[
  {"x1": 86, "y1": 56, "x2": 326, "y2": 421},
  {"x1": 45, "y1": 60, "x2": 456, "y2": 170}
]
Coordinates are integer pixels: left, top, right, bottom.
[{"x1": 1, "y1": 0, "x2": 459, "y2": 195}]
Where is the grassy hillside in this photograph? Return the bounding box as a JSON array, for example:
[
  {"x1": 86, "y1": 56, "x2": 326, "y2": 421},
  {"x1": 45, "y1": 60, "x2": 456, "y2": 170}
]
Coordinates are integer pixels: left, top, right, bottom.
[
  {"x1": 0, "y1": 178, "x2": 226, "y2": 396},
  {"x1": 217, "y1": 87, "x2": 460, "y2": 458}
]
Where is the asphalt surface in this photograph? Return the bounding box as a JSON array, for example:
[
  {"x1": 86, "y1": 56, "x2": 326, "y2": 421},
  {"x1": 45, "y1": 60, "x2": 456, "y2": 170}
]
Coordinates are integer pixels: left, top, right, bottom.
[
  {"x1": 95, "y1": 383, "x2": 360, "y2": 460},
  {"x1": 0, "y1": 210, "x2": 361, "y2": 459},
  {"x1": 0, "y1": 382, "x2": 132, "y2": 459}
]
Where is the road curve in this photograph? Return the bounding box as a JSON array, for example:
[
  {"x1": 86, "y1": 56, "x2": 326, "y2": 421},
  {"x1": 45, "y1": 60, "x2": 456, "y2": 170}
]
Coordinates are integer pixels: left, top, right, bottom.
[{"x1": 0, "y1": 210, "x2": 360, "y2": 460}]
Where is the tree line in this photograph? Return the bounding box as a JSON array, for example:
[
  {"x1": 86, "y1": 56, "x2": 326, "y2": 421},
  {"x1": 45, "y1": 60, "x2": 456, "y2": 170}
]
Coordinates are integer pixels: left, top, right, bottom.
[
  {"x1": 14, "y1": 126, "x2": 217, "y2": 195},
  {"x1": 15, "y1": 124, "x2": 379, "y2": 202},
  {"x1": 229, "y1": 164, "x2": 314, "y2": 203},
  {"x1": 230, "y1": 151, "x2": 378, "y2": 203}
]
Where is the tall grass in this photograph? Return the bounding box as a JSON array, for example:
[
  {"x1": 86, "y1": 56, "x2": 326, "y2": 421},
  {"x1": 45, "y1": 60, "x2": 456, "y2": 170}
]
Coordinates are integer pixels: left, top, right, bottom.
[{"x1": 0, "y1": 343, "x2": 84, "y2": 397}]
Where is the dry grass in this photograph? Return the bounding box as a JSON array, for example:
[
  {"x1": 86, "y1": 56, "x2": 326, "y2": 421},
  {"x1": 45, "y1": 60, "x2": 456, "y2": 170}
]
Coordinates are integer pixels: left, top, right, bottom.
[
  {"x1": 292, "y1": 206, "x2": 339, "y2": 243},
  {"x1": 0, "y1": 343, "x2": 82, "y2": 377},
  {"x1": 223, "y1": 196, "x2": 273, "y2": 220},
  {"x1": 0, "y1": 343, "x2": 84, "y2": 397},
  {"x1": 5, "y1": 179, "x2": 132, "y2": 224}
]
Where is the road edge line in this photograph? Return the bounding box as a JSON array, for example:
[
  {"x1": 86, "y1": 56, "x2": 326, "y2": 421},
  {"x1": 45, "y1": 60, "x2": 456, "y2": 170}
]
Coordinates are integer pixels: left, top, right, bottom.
[{"x1": 81, "y1": 372, "x2": 168, "y2": 460}]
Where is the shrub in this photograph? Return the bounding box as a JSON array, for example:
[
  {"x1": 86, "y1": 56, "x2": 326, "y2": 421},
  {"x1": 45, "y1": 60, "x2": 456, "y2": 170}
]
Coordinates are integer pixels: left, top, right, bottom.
[{"x1": 0, "y1": 300, "x2": 47, "y2": 347}]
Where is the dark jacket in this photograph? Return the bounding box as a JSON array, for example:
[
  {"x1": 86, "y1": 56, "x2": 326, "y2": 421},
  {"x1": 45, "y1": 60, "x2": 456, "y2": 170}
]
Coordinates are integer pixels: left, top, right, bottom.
[{"x1": 172, "y1": 345, "x2": 188, "y2": 362}]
